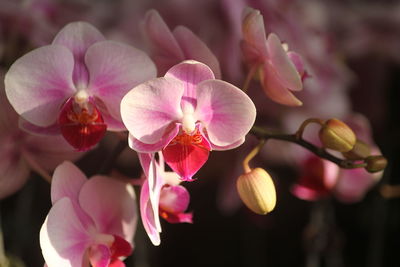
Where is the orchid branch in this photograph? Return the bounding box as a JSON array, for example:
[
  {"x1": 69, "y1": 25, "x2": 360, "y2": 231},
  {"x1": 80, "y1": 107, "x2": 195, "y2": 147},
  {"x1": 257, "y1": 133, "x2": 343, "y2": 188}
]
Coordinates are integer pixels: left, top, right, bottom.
[{"x1": 250, "y1": 125, "x2": 368, "y2": 169}]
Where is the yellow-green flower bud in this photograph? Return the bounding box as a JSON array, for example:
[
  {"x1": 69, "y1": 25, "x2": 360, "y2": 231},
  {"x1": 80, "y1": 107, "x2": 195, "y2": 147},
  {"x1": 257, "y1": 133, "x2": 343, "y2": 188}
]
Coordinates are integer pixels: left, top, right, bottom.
[
  {"x1": 365, "y1": 155, "x2": 388, "y2": 173},
  {"x1": 342, "y1": 139, "x2": 371, "y2": 160},
  {"x1": 319, "y1": 119, "x2": 356, "y2": 152},
  {"x1": 236, "y1": 168, "x2": 276, "y2": 215}
]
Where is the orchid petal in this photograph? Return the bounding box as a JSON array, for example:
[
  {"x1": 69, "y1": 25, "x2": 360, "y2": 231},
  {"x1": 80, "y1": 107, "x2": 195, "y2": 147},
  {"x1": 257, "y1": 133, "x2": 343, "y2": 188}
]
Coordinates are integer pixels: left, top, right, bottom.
[
  {"x1": 159, "y1": 185, "x2": 190, "y2": 214},
  {"x1": 242, "y1": 7, "x2": 268, "y2": 60},
  {"x1": 139, "y1": 181, "x2": 162, "y2": 246},
  {"x1": 128, "y1": 124, "x2": 179, "y2": 153},
  {"x1": 18, "y1": 118, "x2": 61, "y2": 135},
  {"x1": 266, "y1": 33, "x2": 302, "y2": 91},
  {"x1": 53, "y1": 22, "x2": 105, "y2": 86},
  {"x1": 89, "y1": 244, "x2": 111, "y2": 267},
  {"x1": 86, "y1": 41, "x2": 156, "y2": 122},
  {"x1": 143, "y1": 9, "x2": 184, "y2": 75},
  {"x1": 5, "y1": 45, "x2": 76, "y2": 127},
  {"x1": 0, "y1": 150, "x2": 30, "y2": 199},
  {"x1": 51, "y1": 161, "x2": 87, "y2": 204},
  {"x1": 173, "y1": 26, "x2": 221, "y2": 79},
  {"x1": 93, "y1": 98, "x2": 127, "y2": 131},
  {"x1": 261, "y1": 63, "x2": 303, "y2": 106},
  {"x1": 120, "y1": 77, "x2": 183, "y2": 144},
  {"x1": 165, "y1": 60, "x2": 215, "y2": 112},
  {"x1": 194, "y1": 80, "x2": 256, "y2": 147},
  {"x1": 40, "y1": 198, "x2": 91, "y2": 267},
  {"x1": 79, "y1": 176, "x2": 137, "y2": 244}
]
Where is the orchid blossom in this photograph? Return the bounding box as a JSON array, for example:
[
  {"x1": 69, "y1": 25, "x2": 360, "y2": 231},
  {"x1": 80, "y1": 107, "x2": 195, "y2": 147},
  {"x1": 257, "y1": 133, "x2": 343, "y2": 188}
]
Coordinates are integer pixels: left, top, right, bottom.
[
  {"x1": 0, "y1": 73, "x2": 81, "y2": 199},
  {"x1": 241, "y1": 7, "x2": 305, "y2": 106},
  {"x1": 5, "y1": 21, "x2": 156, "y2": 151},
  {"x1": 40, "y1": 161, "x2": 137, "y2": 267},
  {"x1": 139, "y1": 153, "x2": 192, "y2": 246},
  {"x1": 121, "y1": 60, "x2": 256, "y2": 181},
  {"x1": 143, "y1": 9, "x2": 221, "y2": 78}
]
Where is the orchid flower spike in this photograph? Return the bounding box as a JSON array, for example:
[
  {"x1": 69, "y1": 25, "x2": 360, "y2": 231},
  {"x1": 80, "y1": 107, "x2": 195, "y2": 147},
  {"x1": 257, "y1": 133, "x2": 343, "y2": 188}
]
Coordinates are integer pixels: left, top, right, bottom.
[
  {"x1": 241, "y1": 7, "x2": 306, "y2": 106},
  {"x1": 40, "y1": 161, "x2": 137, "y2": 267},
  {"x1": 139, "y1": 153, "x2": 193, "y2": 246},
  {"x1": 121, "y1": 60, "x2": 256, "y2": 181},
  {"x1": 143, "y1": 9, "x2": 221, "y2": 78},
  {"x1": 5, "y1": 21, "x2": 156, "y2": 151}
]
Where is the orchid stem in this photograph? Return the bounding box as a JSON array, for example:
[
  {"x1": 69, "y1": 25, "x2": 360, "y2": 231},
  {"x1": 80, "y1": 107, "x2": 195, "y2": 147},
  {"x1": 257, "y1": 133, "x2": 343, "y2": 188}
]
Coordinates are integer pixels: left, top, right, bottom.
[
  {"x1": 22, "y1": 151, "x2": 52, "y2": 183},
  {"x1": 242, "y1": 65, "x2": 259, "y2": 93},
  {"x1": 296, "y1": 118, "x2": 325, "y2": 139},
  {"x1": 250, "y1": 125, "x2": 367, "y2": 170},
  {"x1": 242, "y1": 140, "x2": 266, "y2": 173}
]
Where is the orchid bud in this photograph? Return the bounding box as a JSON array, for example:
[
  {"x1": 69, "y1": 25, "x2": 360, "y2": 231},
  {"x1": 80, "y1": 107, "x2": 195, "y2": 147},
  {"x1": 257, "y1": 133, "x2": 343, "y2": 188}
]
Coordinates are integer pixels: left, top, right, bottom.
[
  {"x1": 236, "y1": 168, "x2": 276, "y2": 215},
  {"x1": 319, "y1": 119, "x2": 356, "y2": 152},
  {"x1": 365, "y1": 155, "x2": 388, "y2": 173},
  {"x1": 342, "y1": 139, "x2": 371, "y2": 160}
]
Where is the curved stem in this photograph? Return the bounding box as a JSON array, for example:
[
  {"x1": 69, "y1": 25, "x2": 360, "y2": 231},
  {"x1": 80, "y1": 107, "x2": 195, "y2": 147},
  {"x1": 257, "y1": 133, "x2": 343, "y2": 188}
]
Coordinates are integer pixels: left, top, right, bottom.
[
  {"x1": 242, "y1": 64, "x2": 260, "y2": 93},
  {"x1": 242, "y1": 140, "x2": 266, "y2": 173},
  {"x1": 296, "y1": 118, "x2": 325, "y2": 139},
  {"x1": 250, "y1": 125, "x2": 367, "y2": 169}
]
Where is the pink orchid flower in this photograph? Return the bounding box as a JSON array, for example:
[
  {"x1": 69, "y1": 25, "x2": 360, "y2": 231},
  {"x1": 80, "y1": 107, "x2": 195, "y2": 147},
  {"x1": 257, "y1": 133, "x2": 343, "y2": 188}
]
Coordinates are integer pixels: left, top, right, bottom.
[
  {"x1": 241, "y1": 7, "x2": 305, "y2": 106},
  {"x1": 139, "y1": 153, "x2": 192, "y2": 246},
  {"x1": 121, "y1": 60, "x2": 256, "y2": 181},
  {"x1": 5, "y1": 21, "x2": 156, "y2": 151},
  {"x1": 40, "y1": 161, "x2": 137, "y2": 267},
  {"x1": 143, "y1": 9, "x2": 221, "y2": 78},
  {"x1": 0, "y1": 73, "x2": 81, "y2": 199}
]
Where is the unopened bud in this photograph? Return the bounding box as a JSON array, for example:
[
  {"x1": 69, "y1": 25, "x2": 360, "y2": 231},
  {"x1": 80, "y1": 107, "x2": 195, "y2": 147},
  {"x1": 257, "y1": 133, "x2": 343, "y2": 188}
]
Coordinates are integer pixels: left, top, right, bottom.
[
  {"x1": 342, "y1": 139, "x2": 371, "y2": 160},
  {"x1": 365, "y1": 155, "x2": 388, "y2": 173},
  {"x1": 236, "y1": 168, "x2": 276, "y2": 215},
  {"x1": 319, "y1": 119, "x2": 356, "y2": 152}
]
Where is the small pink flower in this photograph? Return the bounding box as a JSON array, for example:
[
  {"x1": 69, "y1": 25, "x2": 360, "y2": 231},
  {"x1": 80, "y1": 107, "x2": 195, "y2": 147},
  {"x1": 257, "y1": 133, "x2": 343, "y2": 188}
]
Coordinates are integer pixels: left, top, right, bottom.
[
  {"x1": 40, "y1": 161, "x2": 137, "y2": 267},
  {"x1": 241, "y1": 7, "x2": 305, "y2": 106},
  {"x1": 138, "y1": 153, "x2": 192, "y2": 246},
  {"x1": 5, "y1": 21, "x2": 156, "y2": 151},
  {"x1": 121, "y1": 60, "x2": 256, "y2": 181},
  {"x1": 143, "y1": 9, "x2": 221, "y2": 78}
]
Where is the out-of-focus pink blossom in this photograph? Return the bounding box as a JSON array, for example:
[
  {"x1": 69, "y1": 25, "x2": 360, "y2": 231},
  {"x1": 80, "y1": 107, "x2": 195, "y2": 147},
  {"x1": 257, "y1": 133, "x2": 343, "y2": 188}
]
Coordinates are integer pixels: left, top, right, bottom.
[
  {"x1": 0, "y1": 73, "x2": 81, "y2": 199},
  {"x1": 121, "y1": 60, "x2": 256, "y2": 181},
  {"x1": 143, "y1": 9, "x2": 221, "y2": 78},
  {"x1": 40, "y1": 161, "x2": 137, "y2": 267},
  {"x1": 138, "y1": 153, "x2": 192, "y2": 246},
  {"x1": 241, "y1": 7, "x2": 305, "y2": 106},
  {"x1": 5, "y1": 21, "x2": 156, "y2": 151}
]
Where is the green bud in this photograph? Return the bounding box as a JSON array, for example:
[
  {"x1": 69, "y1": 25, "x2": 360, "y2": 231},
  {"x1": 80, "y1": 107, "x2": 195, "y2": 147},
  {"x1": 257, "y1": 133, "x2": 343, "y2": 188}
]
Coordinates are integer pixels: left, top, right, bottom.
[{"x1": 319, "y1": 119, "x2": 356, "y2": 152}]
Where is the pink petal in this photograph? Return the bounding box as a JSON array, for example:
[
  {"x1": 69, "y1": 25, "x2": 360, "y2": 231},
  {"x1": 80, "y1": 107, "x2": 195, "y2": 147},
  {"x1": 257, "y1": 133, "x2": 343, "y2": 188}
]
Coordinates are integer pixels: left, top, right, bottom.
[
  {"x1": 160, "y1": 211, "x2": 193, "y2": 224},
  {"x1": 86, "y1": 41, "x2": 156, "y2": 123},
  {"x1": 206, "y1": 136, "x2": 245, "y2": 151},
  {"x1": 241, "y1": 7, "x2": 268, "y2": 60},
  {"x1": 53, "y1": 22, "x2": 105, "y2": 86},
  {"x1": 335, "y1": 168, "x2": 382, "y2": 203},
  {"x1": 266, "y1": 33, "x2": 302, "y2": 91},
  {"x1": 128, "y1": 124, "x2": 179, "y2": 153},
  {"x1": 89, "y1": 244, "x2": 111, "y2": 267},
  {"x1": 120, "y1": 77, "x2": 184, "y2": 144},
  {"x1": 5, "y1": 45, "x2": 76, "y2": 127},
  {"x1": 0, "y1": 149, "x2": 30, "y2": 199},
  {"x1": 140, "y1": 181, "x2": 162, "y2": 246},
  {"x1": 159, "y1": 185, "x2": 190, "y2": 214},
  {"x1": 165, "y1": 60, "x2": 215, "y2": 112},
  {"x1": 261, "y1": 62, "x2": 303, "y2": 106},
  {"x1": 79, "y1": 176, "x2": 137, "y2": 244},
  {"x1": 194, "y1": 80, "x2": 256, "y2": 147},
  {"x1": 143, "y1": 9, "x2": 184, "y2": 75},
  {"x1": 287, "y1": 51, "x2": 306, "y2": 78},
  {"x1": 50, "y1": 161, "x2": 87, "y2": 204},
  {"x1": 18, "y1": 118, "x2": 60, "y2": 135},
  {"x1": 110, "y1": 235, "x2": 133, "y2": 258},
  {"x1": 173, "y1": 27, "x2": 221, "y2": 79},
  {"x1": 93, "y1": 98, "x2": 127, "y2": 131},
  {"x1": 40, "y1": 198, "x2": 92, "y2": 267}
]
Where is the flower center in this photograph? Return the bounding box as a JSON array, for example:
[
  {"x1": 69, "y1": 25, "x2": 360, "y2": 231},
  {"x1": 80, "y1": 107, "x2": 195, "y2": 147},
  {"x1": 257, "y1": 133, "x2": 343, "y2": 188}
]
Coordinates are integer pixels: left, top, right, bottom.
[{"x1": 58, "y1": 95, "x2": 107, "y2": 151}]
